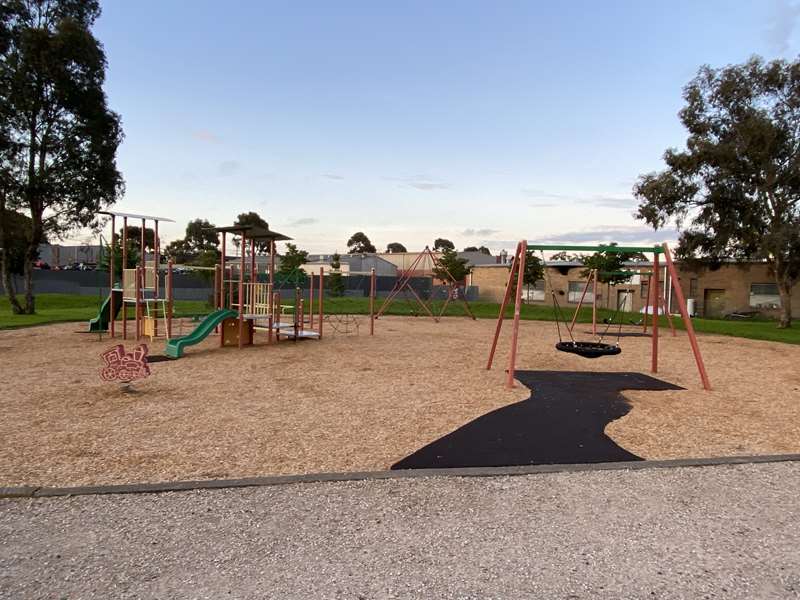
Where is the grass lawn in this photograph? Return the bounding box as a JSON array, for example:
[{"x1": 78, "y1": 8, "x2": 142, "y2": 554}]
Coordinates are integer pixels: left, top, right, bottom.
[
  {"x1": 2, "y1": 293, "x2": 799, "y2": 345},
  {"x1": 0, "y1": 293, "x2": 208, "y2": 330}
]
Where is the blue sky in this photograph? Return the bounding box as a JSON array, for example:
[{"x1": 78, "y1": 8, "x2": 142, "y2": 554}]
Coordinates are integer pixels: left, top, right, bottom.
[{"x1": 77, "y1": 0, "x2": 800, "y2": 254}]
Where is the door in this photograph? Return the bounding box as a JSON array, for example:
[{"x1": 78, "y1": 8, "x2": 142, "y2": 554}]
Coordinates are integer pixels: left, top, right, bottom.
[
  {"x1": 617, "y1": 289, "x2": 634, "y2": 312},
  {"x1": 703, "y1": 289, "x2": 726, "y2": 318}
]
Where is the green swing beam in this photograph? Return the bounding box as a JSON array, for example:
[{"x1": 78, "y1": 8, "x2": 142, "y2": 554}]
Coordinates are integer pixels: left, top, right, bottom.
[{"x1": 527, "y1": 243, "x2": 665, "y2": 254}]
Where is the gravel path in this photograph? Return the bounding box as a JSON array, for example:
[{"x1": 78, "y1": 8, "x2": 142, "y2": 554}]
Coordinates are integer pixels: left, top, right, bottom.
[{"x1": 1, "y1": 462, "x2": 799, "y2": 599}]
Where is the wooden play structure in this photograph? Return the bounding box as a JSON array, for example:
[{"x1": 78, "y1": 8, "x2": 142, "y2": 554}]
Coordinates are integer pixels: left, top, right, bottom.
[
  {"x1": 91, "y1": 211, "x2": 175, "y2": 342},
  {"x1": 375, "y1": 246, "x2": 475, "y2": 322},
  {"x1": 214, "y1": 223, "x2": 324, "y2": 346},
  {"x1": 487, "y1": 241, "x2": 711, "y2": 390}
]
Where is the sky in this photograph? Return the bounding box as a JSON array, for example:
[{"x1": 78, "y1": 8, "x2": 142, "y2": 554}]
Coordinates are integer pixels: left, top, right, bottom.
[{"x1": 69, "y1": 0, "x2": 800, "y2": 255}]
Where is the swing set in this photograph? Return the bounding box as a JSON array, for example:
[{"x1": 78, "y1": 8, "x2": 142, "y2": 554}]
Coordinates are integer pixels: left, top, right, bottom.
[{"x1": 487, "y1": 240, "x2": 711, "y2": 390}]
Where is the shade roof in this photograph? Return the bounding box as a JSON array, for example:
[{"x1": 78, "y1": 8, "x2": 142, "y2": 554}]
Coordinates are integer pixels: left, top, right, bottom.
[
  {"x1": 213, "y1": 223, "x2": 292, "y2": 241},
  {"x1": 98, "y1": 210, "x2": 175, "y2": 223}
]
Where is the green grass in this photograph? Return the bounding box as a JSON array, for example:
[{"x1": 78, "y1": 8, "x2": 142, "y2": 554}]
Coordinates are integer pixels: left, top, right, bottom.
[
  {"x1": 0, "y1": 293, "x2": 209, "y2": 330},
  {"x1": 2, "y1": 293, "x2": 799, "y2": 345}
]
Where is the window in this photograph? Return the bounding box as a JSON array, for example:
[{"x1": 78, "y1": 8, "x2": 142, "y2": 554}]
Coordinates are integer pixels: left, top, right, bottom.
[
  {"x1": 749, "y1": 283, "x2": 781, "y2": 308},
  {"x1": 568, "y1": 281, "x2": 594, "y2": 303},
  {"x1": 525, "y1": 280, "x2": 545, "y2": 302}
]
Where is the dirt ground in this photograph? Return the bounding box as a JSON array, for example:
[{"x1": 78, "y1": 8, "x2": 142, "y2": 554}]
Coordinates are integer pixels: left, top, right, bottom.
[{"x1": 0, "y1": 316, "x2": 798, "y2": 487}]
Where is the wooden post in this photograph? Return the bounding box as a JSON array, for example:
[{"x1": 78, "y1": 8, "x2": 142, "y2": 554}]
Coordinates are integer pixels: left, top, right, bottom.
[
  {"x1": 318, "y1": 266, "x2": 324, "y2": 339},
  {"x1": 592, "y1": 270, "x2": 598, "y2": 336},
  {"x1": 154, "y1": 219, "x2": 160, "y2": 297},
  {"x1": 663, "y1": 244, "x2": 711, "y2": 390},
  {"x1": 135, "y1": 266, "x2": 142, "y2": 341},
  {"x1": 369, "y1": 268, "x2": 376, "y2": 336},
  {"x1": 220, "y1": 232, "x2": 226, "y2": 309},
  {"x1": 122, "y1": 216, "x2": 128, "y2": 276},
  {"x1": 167, "y1": 260, "x2": 173, "y2": 338},
  {"x1": 487, "y1": 241, "x2": 521, "y2": 370},
  {"x1": 109, "y1": 214, "x2": 116, "y2": 337},
  {"x1": 274, "y1": 291, "x2": 281, "y2": 343},
  {"x1": 140, "y1": 218, "x2": 146, "y2": 273},
  {"x1": 652, "y1": 253, "x2": 659, "y2": 373},
  {"x1": 238, "y1": 231, "x2": 246, "y2": 349},
  {"x1": 506, "y1": 240, "x2": 527, "y2": 389},
  {"x1": 642, "y1": 274, "x2": 652, "y2": 333},
  {"x1": 309, "y1": 270, "x2": 315, "y2": 329}
]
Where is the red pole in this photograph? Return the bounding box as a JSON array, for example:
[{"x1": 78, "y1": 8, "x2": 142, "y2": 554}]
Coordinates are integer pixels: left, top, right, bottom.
[
  {"x1": 592, "y1": 270, "x2": 598, "y2": 336},
  {"x1": 238, "y1": 231, "x2": 246, "y2": 349},
  {"x1": 369, "y1": 268, "x2": 375, "y2": 335},
  {"x1": 109, "y1": 214, "x2": 116, "y2": 337},
  {"x1": 220, "y1": 232, "x2": 227, "y2": 309},
  {"x1": 309, "y1": 270, "x2": 314, "y2": 329},
  {"x1": 140, "y1": 218, "x2": 146, "y2": 272},
  {"x1": 154, "y1": 219, "x2": 160, "y2": 297},
  {"x1": 487, "y1": 242, "x2": 521, "y2": 370},
  {"x1": 506, "y1": 240, "x2": 527, "y2": 389},
  {"x1": 318, "y1": 266, "x2": 324, "y2": 339},
  {"x1": 652, "y1": 253, "x2": 660, "y2": 373},
  {"x1": 135, "y1": 266, "x2": 141, "y2": 341},
  {"x1": 663, "y1": 244, "x2": 711, "y2": 390},
  {"x1": 274, "y1": 291, "x2": 281, "y2": 343},
  {"x1": 167, "y1": 259, "x2": 173, "y2": 338}
]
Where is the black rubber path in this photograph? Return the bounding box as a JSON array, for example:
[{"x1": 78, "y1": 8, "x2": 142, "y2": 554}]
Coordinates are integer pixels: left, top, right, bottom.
[{"x1": 392, "y1": 371, "x2": 683, "y2": 469}]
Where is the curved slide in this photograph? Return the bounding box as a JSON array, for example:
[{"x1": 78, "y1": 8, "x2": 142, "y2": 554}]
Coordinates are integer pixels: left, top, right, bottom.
[
  {"x1": 89, "y1": 289, "x2": 123, "y2": 332},
  {"x1": 165, "y1": 308, "x2": 238, "y2": 359}
]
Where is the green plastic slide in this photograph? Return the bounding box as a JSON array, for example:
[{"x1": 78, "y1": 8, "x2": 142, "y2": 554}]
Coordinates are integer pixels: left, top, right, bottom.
[
  {"x1": 89, "y1": 289, "x2": 123, "y2": 332},
  {"x1": 164, "y1": 308, "x2": 238, "y2": 358}
]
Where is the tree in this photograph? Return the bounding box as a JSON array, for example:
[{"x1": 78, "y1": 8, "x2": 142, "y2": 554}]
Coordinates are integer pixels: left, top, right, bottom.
[
  {"x1": 433, "y1": 238, "x2": 455, "y2": 251},
  {"x1": 346, "y1": 231, "x2": 375, "y2": 254},
  {"x1": 328, "y1": 251, "x2": 345, "y2": 296},
  {"x1": 634, "y1": 56, "x2": 800, "y2": 328},
  {"x1": 433, "y1": 248, "x2": 471, "y2": 283},
  {"x1": 119, "y1": 225, "x2": 155, "y2": 253},
  {"x1": 464, "y1": 245, "x2": 492, "y2": 255},
  {"x1": 0, "y1": 1, "x2": 124, "y2": 314},
  {"x1": 277, "y1": 242, "x2": 308, "y2": 280},
  {"x1": 233, "y1": 211, "x2": 271, "y2": 254},
  {"x1": 510, "y1": 249, "x2": 544, "y2": 297},
  {"x1": 184, "y1": 218, "x2": 217, "y2": 253},
  {"x1": 386, "y1": 242, "x2": 407, "y2": 253},
  {"x1": 164, "y1": 238, "x2": 191, "y2": 264},
  {"x1": 0, "y1": 208, "x2": 39, "y2": 277},
  {"x1": 99, "y1": 236, "x2": 139, "y2": 279}
]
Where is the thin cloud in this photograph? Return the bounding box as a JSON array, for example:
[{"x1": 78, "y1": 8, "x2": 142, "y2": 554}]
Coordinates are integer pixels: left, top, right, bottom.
[
  {"x1": 539, "y1": 225, "x2": 679, "y2": 245},
  {"x1": 322, "y1": 173, "x2": 344, "y2": 180},
  {"x1": 521, "y1": 188, "x2": 567, "y2": 200},
  {"x1": 288, "y1": 217, "x2": 318, "y2": 226},
  {"x1": 462, "y1": 228, "x2": 499, "y2": 237},
  {"x1": 191, "y1": 130, "x2": 222, "y2": 144},
  {"x1": 218, "y1": 160, "x2": 241, "y2": 176},
  {"x1": 529, "y1": 202, "x2": 557, "y2": 208},
  {"x1": 385, "y1": 175, "x2": 450, "y2": 191},
  {"x1": 580, "y1": 196, "x2": 637, "y2": 209},
  {"x1": 522, "y1": 188, "x2": 637, "y2": 209},
  {"x1": 765, "y1": 0, "x2": 800, "y2": 53}
]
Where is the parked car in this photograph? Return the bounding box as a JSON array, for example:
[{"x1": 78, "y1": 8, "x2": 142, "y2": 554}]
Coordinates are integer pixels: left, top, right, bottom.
[{"x1": 33, "y1": 260, "x2": 51, "y2": 270}]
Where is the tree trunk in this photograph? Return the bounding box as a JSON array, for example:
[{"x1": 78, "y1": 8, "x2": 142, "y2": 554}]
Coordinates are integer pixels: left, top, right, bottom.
[
  {"x1": 0, "y1": 196, "x2": 25, "y2": 314},
  {"x1": 777, "y1": 281, "x2": 792, "y2": 329}
]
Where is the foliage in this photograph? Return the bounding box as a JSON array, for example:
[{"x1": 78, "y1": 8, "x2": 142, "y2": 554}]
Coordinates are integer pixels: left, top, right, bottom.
[
  {"x1": 233, "y1": 211, "x2": 271, "y2": 254},
  {"x1": 328, "y1": 251, "x2": 345, "y2": 296},
  {"x1": 277, "y1": 243, "x2": 308, "y2": 282},
  {"x1": 163, "y1": 218, "x2": 218, "y2": 265},
  {"x1": 386, "y1": 242, "x2": 407, "y2": 253},
  {"x1": 433, "y1": 248, "x2": 471, "y2": 283},
  {"x1": 119, "y1": 225, "x2": 155, "y2": 252},
  {"x1": 522, "y1": 249, "x2": 544, "y2": 285},
  {"x1": 184, "y1": 218, "x2": 218, "y2": 253},
  {"x1": 0, "y1": 0, "x2": 124, "y2": 314},
  {"x1": 98, "y1": 238, "x2": 139, "y2": 279},
  {"x1": 464, "y1": 245, "x2": 492, "y2": 255},
  {"x1": 634, "y1": 56, "x2": 800, "y2": 328},
  {"x1": 0, "y1": 208, "x2": 38, "y2": 275},
  {"x1": 347, "y1": 231, "x2": 376, "y2": 254},
  {"x1": 550, "y1": 245, "x2": 645, "y2": 285},
  {"x1": 433, "y1": 238, "x2": 455, "y2": 251}
]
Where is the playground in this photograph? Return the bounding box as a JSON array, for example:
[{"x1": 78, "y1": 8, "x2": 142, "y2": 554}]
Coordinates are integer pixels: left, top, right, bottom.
[{"x1": 1, "y1": 314, "x2": 799, "y2": 488}]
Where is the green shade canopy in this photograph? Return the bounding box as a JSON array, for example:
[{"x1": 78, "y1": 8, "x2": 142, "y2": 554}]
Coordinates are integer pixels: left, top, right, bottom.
[{"x1": 527, "y1": 243, "x2": 664, "y2": 254}]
